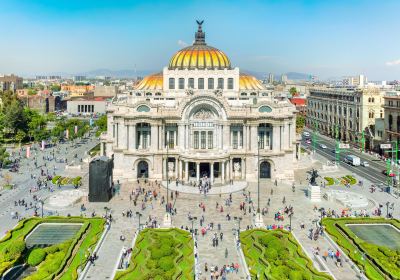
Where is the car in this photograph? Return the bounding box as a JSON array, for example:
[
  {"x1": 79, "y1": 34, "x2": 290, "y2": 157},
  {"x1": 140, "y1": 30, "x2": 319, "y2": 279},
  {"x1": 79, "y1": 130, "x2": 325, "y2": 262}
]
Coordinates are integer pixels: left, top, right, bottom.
[
  {"x1": 382, "y1": 170, "x2": 395, "y2": 177},
  {"x1": 303, "y1": 132, "x2": 310, "y2": 137},
  {"x1": 319, "y1": 144, "x2": 327, "y2": 149},
  {"x1": 331, "y1": 149, "x2": 339, "y2": 154},
  {"x1": 305, "y1": 139, "x2": 311, "y2": 144},
  {"x1": 361, "y1": 161, "x2": 369, "y2": 167}
]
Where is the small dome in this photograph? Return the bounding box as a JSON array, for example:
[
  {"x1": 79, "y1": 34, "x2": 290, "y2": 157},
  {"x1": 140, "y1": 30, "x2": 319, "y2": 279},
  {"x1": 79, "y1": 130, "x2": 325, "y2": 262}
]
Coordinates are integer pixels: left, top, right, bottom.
[
  {"x1": 135, "y1": 73, "x2": 163, "y2": 90},
  {"x1": 239, "y1": 73, "x2": 264, "y2": 90},
  {"x1": 168, "y1": 21, "x2": 231, "y2": 70}
]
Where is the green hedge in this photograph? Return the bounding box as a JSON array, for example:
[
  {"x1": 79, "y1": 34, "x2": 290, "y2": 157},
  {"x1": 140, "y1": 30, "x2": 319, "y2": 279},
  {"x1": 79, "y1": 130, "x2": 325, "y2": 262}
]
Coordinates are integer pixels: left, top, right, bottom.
[
  {"x1": 343, "y1": 175, "x2": 357, "y2": 185},
  {"x1": 240, "y1": 229, "x2": 332, "y2": 280},
  {"x1": 322, "y1": 218, "x2": 400, "y2": 280},
  {"x1": 324, "y1": 177, "x2": 335, "y2": 186},
  {"x1": 114, "y1": 228, "x2": 194, "y2": 280},
  {"x1": 0, "y1": 217, "x2": 105, "y2": 279},
  {"x1": 27, "y1": 248, "x2": 47, "y2": 266}
]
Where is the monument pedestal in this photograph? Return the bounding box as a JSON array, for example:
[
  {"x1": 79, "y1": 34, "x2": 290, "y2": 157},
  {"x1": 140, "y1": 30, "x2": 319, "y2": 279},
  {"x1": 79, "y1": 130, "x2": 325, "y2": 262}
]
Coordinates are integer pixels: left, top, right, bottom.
[
  {"x1": 308, "y1": 184, "x2": 321, "y2": 202},
  {"x1": 163, "y1": 213, "x2": 172, "y2": 228},
  {"x1": 254, "y1": 212, "x2": 264, "y2": 228}
]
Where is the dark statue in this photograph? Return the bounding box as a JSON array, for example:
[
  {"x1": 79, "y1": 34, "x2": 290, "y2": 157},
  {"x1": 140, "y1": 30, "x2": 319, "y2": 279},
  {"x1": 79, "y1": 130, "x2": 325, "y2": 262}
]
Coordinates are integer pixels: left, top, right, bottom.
[{"x1": 308, "y1": 168, "x2": 319, "y2": 186}]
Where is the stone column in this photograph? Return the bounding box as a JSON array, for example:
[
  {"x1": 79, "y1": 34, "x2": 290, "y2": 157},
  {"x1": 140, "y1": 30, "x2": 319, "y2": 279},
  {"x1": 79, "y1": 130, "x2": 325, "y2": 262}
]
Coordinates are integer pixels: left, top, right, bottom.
[
  {"x1": 250, "y1": 125, "x2": 258, "y2": 151},
  {"x1": 166, "y1": 130, "x2": 170, "y2": 147},
  {"x1": 230, "y1": 158, "x2": 233, "y2": 181},
  {"x1": 139, "y1": 132, "x2": 143, "y2": 149},
  {"x1": 221, "y1": 161, "x2": 225, "y2": 184},
  {"x1": 196, "y1": 162, "x2": 200, "y2": 182},
  {"x1": 175, "y1": 158, "x2": 178, "y2": 179},
  {"x1": 185, "y1": 161, "x2": 189, "y2": 182},
  {"x1": 210, "y1": 162, "x2": 214, "y2": 183},
  {"x1": 151, "y1": 124, "x2": 157, "y2": 150},
  {"x1": 178, "y1": 124, "x2": 184, "y2": 149},
  {"x1": 273, "y1": 125, "x2": 279, "y2": 152},
  {"x1": 283, "y1": 122, "x2": 289, "y2": 150},
  {"x1": 130, "y1": 124, "x2": 136, "y2": 150},
  {"x1": 241, "y1": 158, "x2": 245, "y2": 179},
  {"x1": 243, "y1": 125, "x2": 247, "y2": 150},
  {"x1": 223, "y1": 124, "x2": 230, "y2": 150},
  {"x1": 162, "y1": 158, "x2": 166, "y2": 180},
  {"x1": 226, "y1": 160, "x2": 230, "y2": 181}
]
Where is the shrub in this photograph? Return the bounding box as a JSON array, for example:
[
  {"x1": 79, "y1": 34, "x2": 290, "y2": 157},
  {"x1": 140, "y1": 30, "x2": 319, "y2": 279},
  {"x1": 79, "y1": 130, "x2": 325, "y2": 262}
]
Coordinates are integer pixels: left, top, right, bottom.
[
  {"x1": 324, "y1": 177, "x2": 335, "y2": 186},
  {"x1": 28, "y1": 248, "x2": 47, "y2": 266},
  {"x1": 52, "y1": 176, "x2": 61, "y2": 184},
  {"x1": 1, "y1": 238, "x2": 25, "y2": 262}
]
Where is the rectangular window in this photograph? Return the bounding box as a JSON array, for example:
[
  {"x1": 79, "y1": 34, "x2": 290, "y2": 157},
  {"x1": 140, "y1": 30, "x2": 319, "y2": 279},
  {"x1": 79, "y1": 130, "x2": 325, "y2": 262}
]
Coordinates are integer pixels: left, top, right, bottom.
[
  {"x1": 194, "y1": 131, "x2": 199, "y2": 149},
  {"x1": 198, "y1": 78, "x2": 204, "y2": 89},
  {"x1": 169, "y1": 78, "x2": 175, "y2": 89},
  {"x1": 201, "y1": 131, "x2": 206, "y2": 149},
  {"x1": 188, "y1": 78, "x2": 194, "y2": 89},
  {"x1": 92, "y1": 105, "x2": 94, "y2": 112},
  {"x1": 228, "y1": 78, "x2": 234, "y2": 89},
  {"x1": 208, "y1": 78, "x2": 214, "y2": 89},
  {"x1": 179, "y1": 78, "x2": 184, "y2": 89},
  {"x1": 169, "y1": 131, "x2": 174, "y2": 148},
  {"x1": 218, "y1": 78, "x2": 224, "y2": 89},
  {"x1": 233, "y1": 131, "x2": 238, "y2": 149},
  {"x1": 258, "y1": 132, "x2": 265, "y2": 149},
  {"x1": 78, "y1": 105, "x2": 80, "y2": 113},
  {"x1": 207, "y1": 131, "x2": 213, "y2": 149}
]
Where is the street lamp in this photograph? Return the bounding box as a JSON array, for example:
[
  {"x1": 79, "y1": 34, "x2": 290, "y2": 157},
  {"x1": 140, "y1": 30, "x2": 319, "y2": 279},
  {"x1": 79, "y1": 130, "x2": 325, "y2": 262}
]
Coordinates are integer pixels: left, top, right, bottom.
[
  {"x1": 136, "y1": 211, "x2": 142, "y2": 230},
  {"x1": 104, "y1": 207, "x2": 110, "y2": 217},
  {"x1": 190, "y1": 216, "x2": 197, "y2": 233},
  {"x1": 386, "y1": 201, "x2": 390, "y2": 218}
]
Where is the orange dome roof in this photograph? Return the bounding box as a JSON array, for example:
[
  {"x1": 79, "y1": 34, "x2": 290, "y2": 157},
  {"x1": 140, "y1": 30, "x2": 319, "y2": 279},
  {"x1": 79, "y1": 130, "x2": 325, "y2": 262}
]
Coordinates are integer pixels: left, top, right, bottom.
[
  {"x1": 239, "y1": 73, "x2": 264, "y2": 90},
  {"x1": 135, "y1": 73, "x2": 163, "y2": 90},
  {"x1": 169, "y1": 21, "x2": 231, "y2": 70}
]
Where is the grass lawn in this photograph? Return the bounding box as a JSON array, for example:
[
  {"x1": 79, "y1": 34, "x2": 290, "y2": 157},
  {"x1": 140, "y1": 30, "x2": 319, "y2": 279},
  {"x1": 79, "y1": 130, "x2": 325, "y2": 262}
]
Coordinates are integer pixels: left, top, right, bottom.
[
  {"x1": 240, "y1": 229, "x2": 332, "y2": 280},
  {"x1": 0, "y1": 216, "x2": 105, "y2": 279},
  {"x1": 322, "y1": 218, "x2": 400, "y2": 280},
  {"x1": 114, "y1": 228, "x2": 194, "y2": 280}
]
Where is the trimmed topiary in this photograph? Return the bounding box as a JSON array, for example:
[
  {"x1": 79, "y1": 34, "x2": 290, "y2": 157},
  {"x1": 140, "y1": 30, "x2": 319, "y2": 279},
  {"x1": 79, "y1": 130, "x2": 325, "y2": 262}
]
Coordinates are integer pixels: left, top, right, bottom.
[{"x1": 28, "y1": 248, "x2": 47, "y2": 266}]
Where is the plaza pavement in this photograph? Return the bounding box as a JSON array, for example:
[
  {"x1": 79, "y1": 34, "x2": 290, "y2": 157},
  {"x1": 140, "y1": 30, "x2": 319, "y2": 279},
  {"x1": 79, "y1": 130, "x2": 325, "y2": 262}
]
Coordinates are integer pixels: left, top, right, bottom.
[{"x1": 1, "y1": 135, "x2": 399, "y2": 280}]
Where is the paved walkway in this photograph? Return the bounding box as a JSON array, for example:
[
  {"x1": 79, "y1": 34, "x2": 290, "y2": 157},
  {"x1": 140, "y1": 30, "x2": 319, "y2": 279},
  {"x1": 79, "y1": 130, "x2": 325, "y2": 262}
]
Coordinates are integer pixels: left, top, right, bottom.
[{"x1": 161, "y1": 180, "x2": 247, "y2": 195}]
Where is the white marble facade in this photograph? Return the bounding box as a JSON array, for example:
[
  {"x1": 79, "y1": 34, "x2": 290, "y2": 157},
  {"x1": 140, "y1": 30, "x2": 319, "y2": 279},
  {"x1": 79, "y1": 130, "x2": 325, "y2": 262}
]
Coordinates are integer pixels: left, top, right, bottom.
[{"x1": 100, "y1": 22, "x2": 300, "y2": 183}]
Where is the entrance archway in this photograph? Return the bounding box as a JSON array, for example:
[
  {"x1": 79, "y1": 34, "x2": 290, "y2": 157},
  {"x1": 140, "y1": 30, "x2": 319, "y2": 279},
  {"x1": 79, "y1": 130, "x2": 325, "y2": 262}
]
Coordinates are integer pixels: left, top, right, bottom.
[
  {"x1": 260, "y1": 161, "x2": 271, "y2": 178},
  {"x1": 200, "y1": 163, "x2": 210, "y2": 177},
  {"x1": 137, "y1": 161, "x2": 149, "y2": 179}
]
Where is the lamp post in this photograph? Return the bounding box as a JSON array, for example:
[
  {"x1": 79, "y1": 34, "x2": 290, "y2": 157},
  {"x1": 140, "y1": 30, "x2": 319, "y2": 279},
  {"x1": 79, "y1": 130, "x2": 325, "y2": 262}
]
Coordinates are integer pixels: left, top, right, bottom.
[
  {"x1": 386, "y1": 201, "x2": 390, "y2": 218},
  {"x1": 104, "y1": 206, "x2": 110, "y2": 217},
  {"x1": 190, "y1": 216, "x2": 197, "y2": 233},
  {"x1": 136, "y1": 211, "x2": 142, "y2": 230},
  {"x1": 257, "y1": 138, "x2": 260, "y2": 214},
  {"x1": 40, "y1": 200, "x2": 44, "y2": 218}
]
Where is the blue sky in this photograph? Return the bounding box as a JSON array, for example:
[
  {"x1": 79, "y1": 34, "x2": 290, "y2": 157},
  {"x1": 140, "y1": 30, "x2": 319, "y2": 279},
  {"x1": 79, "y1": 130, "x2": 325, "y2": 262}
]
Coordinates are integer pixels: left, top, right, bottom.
[{"x1": 1, "y1": 0, "x2": 399, "y2": 80}]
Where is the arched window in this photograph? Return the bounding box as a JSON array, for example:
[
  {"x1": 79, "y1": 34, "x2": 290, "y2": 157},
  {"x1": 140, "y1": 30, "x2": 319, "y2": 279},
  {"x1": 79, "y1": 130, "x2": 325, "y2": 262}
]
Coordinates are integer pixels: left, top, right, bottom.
[
  {"x1": 137, "y1": 105, "x2": 150, "y2": 112},
  {"x1": 372, "y1": 98, "x2": 375, "y2": 103},
  {"x1": 169, "y1": 78, "x2": 175, "y2": 89},
  {"x1": 145, "y1": 92, "x2": 152, "y2": 96},
  {"x1": 241, "y1": 92, "x2": 247, "y2": 96},
  {"x1": 258, "y1": 106, "x2": 272, "y2": 113},
  {"x1": 250, "y1": 92, "x2": 257, "y2": 96},
  {"x1": 155, "y1": 92, "x2": 161, "y2": 96}
]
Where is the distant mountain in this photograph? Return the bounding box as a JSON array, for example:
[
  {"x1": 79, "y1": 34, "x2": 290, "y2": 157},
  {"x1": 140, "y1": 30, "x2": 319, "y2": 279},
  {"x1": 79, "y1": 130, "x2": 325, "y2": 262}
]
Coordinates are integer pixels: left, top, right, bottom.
[
  {"x1": 76, "y1": 69, "x2": 155, "y2": 79},
  {"x1": 239, "y1": 70, "x2": 312, "y2": 81}
]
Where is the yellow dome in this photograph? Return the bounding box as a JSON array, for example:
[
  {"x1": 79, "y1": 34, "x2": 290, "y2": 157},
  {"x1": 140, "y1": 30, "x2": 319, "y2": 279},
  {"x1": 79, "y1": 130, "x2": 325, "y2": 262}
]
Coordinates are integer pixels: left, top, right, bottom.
[
  {"x1": 169, "y1": 20, "x2": 231, "y2": 70},
  {"x1": 239, "y1": 73, "x2": 264, "y2": 90},
  {"x1": 169, "y1": 45, "x2": 231, "y2": 70},
  {"x1": 135, "y1": 72, "x2": 163, "y2": 90}
]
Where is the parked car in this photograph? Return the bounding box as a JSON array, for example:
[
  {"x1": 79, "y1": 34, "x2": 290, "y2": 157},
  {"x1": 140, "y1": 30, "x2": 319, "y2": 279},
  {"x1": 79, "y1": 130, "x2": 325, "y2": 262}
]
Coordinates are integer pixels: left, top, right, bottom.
[
  {"x1": 319, "y1": 144, "x2": 327, "y2": 149},
  {"x1": 305, "y1": 139, "x2": 311, "y2": 144}
]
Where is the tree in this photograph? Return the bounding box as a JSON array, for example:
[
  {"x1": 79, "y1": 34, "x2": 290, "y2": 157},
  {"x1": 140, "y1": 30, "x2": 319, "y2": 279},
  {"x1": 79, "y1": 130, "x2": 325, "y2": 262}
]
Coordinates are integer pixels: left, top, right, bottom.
[
  {"x1": 95, "y1": 115, "x2": 107, "y2": 136},
  {"x1": 3, "y1": 99, "x2": 26, "y2": 136},
  {"x1": 0, "y1": 147, "x2": 10, "y2": 168},
  {"x1": 50, "y1": 84, "x2": 61, "y2": 92},
  {"x1": 296, "y1": 115, "x2": 305, "y2": 133},
  {"x1": 15, "y1": 130, "x2": 26, "y2": 145},
  {"x1": 289, "y1": 87, "x2": 298, "y2": 97}
]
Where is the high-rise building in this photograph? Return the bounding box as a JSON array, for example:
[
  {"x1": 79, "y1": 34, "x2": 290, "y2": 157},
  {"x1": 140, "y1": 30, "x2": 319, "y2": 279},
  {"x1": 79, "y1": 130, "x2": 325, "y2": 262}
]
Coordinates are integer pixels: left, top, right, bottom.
[
  {"x1": 73, "y1": 75, "x2": 87, "y2": 82},
  {"x1": 281, "y1": 74, "x2": 288, "y2": 83},
  {"x1": 0, "y1": 74, "x2": 23, "y2": 92},
  {"x1": 268, "y1": 73, "x2": 274, "y2": 84},
  {"x1": 342, "y1": 74, "x2": 367, "y2": 87}
]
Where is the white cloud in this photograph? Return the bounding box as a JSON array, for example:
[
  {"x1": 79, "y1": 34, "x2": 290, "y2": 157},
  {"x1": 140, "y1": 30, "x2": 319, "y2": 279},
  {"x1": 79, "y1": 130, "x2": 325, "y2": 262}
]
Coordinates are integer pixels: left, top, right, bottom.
[
  {"x1": 386, "y1": 59, "x2": 400, "y2": 66},
  {"x1": 177, "y1": 40, "x2": 188, "y2": 47}
]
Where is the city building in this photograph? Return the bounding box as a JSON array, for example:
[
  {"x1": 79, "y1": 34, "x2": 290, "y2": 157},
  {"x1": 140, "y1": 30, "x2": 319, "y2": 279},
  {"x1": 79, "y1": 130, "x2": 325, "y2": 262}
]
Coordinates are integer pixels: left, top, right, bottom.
[
  {"x1": 100, "y1": 22, "x2": 299, "y2": 182},
  {"x1": 66, "y1": 96, "x2": 108, "y2": 115},
  {"x1": 268, "y1": 73, "x2": 274, "y2": 84},
  {"x1": 342, "y1": 74, "x2": 367, "y2": 87},
  {"x1": 289, "y1": 97, "x2": 307, "y2": 115},
  {"x1": 61, "y1": 85, "x2": 95, "y2": 96},
  {"x1": 73, "y1": 75, "x2": 87, "y2": 82},
  {"x1": 306, "y1": 87, "x2": 384, "y2": 149},
  {"x1": 281, "y1": 74, "x2": 288, "y2": 84},
  {"x1": 94, "y1": 85, "x2": 118, "y2": 97},
  {"x1": 24, "y1": 94, "x2": 56, "y2": 113},
  {"x1": 383, "y1": 92, "x2": 400, "y2": 143},
  {"x1": 0, "y1": 74, "x2": 23, "y2": 92}
]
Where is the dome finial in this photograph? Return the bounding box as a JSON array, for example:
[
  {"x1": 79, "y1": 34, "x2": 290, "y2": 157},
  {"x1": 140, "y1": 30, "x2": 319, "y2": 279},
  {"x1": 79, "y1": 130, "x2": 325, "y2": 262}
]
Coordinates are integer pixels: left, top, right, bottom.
[{"x1": 194, "y1": 20, "x2": 206, "y2": 45}]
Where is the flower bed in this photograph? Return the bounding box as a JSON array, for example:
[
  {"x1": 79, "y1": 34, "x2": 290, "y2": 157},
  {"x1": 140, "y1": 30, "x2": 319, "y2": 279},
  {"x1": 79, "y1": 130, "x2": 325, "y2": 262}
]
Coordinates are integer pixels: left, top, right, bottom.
[
  {"x1": 114, "y1": 228, "x2": 194, "y2": 280},
  {"x1": 240, "y1": 229, "x2": 332, "y2": 280},
  {"x1": 0, "y1": 217, "x2": 104, "y2": 279},
  {"x1": 52, "y1": 176, "x2": 82, "y2": 186},
  {"x1": 322, "y1": 218, "x2": 400, "y2": 280}
]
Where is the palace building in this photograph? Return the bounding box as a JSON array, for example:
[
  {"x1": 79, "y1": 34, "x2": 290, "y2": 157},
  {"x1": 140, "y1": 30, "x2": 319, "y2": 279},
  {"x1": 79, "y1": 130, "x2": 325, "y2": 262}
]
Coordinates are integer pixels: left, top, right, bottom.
[{"x1": 100, "y1": 21, "x2": 299, "y2": 183}]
